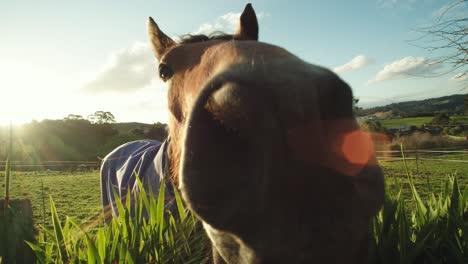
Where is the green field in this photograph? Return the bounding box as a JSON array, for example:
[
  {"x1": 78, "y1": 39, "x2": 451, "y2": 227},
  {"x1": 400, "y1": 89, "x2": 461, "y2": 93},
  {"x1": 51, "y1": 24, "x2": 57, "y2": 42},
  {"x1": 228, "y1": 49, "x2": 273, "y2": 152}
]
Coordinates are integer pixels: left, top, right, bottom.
[
  {"x1": 1, "y1": 171, "x2": 102, "y2": 229},
  {"x1": 1, "y1": 158, "x2": 468, "y2": 262},
  {"x1": 454, "y1": 115, "x2": 468, "y2": 123},
  {"x1": 378, "y1": 115, "x2": 468, "y2": 128},
  {"x1": 2, "y1": 155, "x2": 467, "y2": 229},
  {"x1": 379, "y1": 117, "x2": 431, "y2": 127},
  {"x1": 380, "y1": 157, "x2": 468, "y2": 202}
]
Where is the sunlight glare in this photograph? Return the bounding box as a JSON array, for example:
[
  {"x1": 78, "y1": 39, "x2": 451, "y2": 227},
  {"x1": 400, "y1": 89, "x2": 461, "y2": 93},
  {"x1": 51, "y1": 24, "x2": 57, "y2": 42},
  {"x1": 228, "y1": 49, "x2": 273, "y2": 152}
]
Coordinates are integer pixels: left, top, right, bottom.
[
  {"x1": 341, "y1": 130, "x2": 374, "y2": 165},
  {"x1": 0, "y1": 62, "x2": 78, "y2": 125}
]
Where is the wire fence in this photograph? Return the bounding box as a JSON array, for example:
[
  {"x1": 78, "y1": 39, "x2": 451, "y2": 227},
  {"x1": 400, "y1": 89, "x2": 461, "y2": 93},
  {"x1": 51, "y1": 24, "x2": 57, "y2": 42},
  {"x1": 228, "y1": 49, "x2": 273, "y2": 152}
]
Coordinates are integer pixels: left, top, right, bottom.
[
  {"x1": 376, "y1": 149, "x2": 468, "y2": 163},
  {"x1": 0, "y1": 160, "x2": 101, "y2": 171},
  {"x1": 0, "y1": 149, "x2": 467, "y2": 172}
]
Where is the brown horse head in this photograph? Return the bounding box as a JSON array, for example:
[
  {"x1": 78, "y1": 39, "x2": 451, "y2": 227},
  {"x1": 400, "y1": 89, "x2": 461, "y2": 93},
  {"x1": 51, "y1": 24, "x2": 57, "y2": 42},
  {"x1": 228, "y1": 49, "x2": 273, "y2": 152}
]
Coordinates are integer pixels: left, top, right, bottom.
[{"x1": 148, "y1": 4, "x2": 384, "y2": 263}]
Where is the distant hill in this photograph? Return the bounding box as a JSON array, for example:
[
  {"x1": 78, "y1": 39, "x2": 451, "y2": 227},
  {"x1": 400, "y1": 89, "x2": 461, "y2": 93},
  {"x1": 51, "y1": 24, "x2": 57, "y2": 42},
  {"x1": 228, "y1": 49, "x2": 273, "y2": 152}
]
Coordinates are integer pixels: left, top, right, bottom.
[
  {"x1": 357, "y1": 94, "x2": 466, "y2": 117},
  {"x1": 0, "y1": 120, "x2": 168, "y2": 163},
  {"x1": 113, "y1": 121, "x2": 168, "y2": 142},
  {"x1": 113, "y1": 122, "x2": 154, "y2": 134}
]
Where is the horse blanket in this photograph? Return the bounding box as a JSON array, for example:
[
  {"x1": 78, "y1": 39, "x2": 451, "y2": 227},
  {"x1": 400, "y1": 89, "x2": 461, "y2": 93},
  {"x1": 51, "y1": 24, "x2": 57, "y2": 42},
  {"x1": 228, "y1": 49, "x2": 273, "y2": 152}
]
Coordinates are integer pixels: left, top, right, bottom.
[{"x1": 100, "y1": 139, "x2": 176, "y2": 218}]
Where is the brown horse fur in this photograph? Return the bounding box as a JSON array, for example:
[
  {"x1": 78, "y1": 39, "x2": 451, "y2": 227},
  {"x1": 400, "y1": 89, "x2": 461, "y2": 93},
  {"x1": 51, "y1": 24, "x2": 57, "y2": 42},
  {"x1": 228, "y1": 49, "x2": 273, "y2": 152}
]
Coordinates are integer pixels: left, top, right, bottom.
[{"x1": 147, "y1": 3, "x2": 384, "y2": 264}]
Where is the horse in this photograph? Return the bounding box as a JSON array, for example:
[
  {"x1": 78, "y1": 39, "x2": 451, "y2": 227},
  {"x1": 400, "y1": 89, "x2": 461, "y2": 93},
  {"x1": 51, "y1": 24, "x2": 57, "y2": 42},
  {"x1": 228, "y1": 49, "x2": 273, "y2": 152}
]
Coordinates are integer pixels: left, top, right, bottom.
[{"x1": 147, "y1": 4, "x2": 385, "y2": 263}]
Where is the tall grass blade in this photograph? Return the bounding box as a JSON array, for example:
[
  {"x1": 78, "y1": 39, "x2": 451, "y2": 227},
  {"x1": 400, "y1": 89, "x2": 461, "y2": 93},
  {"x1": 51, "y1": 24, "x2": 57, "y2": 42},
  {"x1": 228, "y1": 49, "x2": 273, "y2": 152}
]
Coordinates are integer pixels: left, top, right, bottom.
[
  {"x1": 49, "y1": 196, "x2": 68, "y2": 263},
  {"x1": 68, "y1": 218, "x2": 101, "y2": 264},
  {"x1": 25, "y1": 241, "x2": 47, "y2": 264},
  {"x1": 109, "y1": 221, "x2": 120, "y2": 261},
  {"x1": 156, "y1": 179, "x2": 166, "y2": 242},
  {"x1": 173, "y1": 186, "x2": 186, "y2": 222},
  {"x1": 409, "y1": 179, "x2": 428, "y2": 225},
  {"x1": 400, "y1": 143, "x2": 411, "y2": 177},
  {"x1": 40, "y1": 180, "x2": 46, "y2": 227},
  {"x1": 96, "y1": 228, "x2": 106, "y2": 263}
]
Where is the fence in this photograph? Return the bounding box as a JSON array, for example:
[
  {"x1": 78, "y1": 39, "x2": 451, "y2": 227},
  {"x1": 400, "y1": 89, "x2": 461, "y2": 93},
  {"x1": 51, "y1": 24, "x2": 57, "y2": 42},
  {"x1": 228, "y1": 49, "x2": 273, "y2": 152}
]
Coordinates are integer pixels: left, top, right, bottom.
[
  {"x1": 0, "y1": 149, "x2": 467, "y2": 172},
  {"x1": 0, "y1": 160, "x2": 101, "y2": 171},
  {"x1": 376, "y1": 149, "x2": 468, "y2": 163}
]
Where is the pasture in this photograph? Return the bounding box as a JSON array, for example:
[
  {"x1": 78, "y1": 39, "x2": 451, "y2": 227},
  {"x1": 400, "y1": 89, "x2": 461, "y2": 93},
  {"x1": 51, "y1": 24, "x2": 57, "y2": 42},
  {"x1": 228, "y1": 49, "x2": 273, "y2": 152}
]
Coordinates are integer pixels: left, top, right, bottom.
[
  {"x1": 378, "y1": 115, "x2": 468, "y2": 128},
  {"x1": 2, "y1": 153, "x2": 468, "y2": 262},
  {"x1": 1, "y1": 171, "x2": 102, "y2": 229},
  {"x1": 2, "y1": 154, "x2": 467, "y2": 229},
  {"x1": 379, "y1": 117, "x2": 432, "y2": 127},
  {"x1": 381, "y1": 156, "x2": 468, "y2": 202}
]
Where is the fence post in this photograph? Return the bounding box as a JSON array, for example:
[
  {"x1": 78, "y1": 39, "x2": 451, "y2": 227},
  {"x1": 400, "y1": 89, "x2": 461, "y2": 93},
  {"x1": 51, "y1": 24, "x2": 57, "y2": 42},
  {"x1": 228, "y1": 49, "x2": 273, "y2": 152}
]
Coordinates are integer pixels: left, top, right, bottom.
[{"x1": 415, "y1": 151, "x2": 419, "y2": 176}]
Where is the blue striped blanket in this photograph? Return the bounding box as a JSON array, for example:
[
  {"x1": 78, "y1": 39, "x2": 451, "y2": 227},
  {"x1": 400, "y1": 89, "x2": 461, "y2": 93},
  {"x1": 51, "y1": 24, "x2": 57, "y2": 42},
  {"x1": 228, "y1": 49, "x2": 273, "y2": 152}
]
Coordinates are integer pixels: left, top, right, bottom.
[{"x1": 100, "y1": 139, "x2": 176, "y2": 218}]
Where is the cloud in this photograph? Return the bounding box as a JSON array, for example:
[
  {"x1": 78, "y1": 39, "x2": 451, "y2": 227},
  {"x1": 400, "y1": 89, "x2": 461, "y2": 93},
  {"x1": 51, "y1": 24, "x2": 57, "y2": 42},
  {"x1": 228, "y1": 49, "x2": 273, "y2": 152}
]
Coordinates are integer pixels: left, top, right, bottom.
[
  {"x1": 193, "y1": 11, "x2": 268, "y2": 35},
  {"x1": 83, "y1": 10, "x2": 269, "y2": 94},
  {"x1": 82, "y1": 42, "x2": 156, "y2": 93},
  {"x1": 368, "y1": 56, "x2": 443, "y2": 84},
  {"x1": 192, "y1": 12, "x2": 241, "y2": 35},
  {"x1": 449, "y1": 72, "x2": 468, "y2": 82},
  {"x1": 333, "y1": 55, "x2": 374, "y2": 74}
]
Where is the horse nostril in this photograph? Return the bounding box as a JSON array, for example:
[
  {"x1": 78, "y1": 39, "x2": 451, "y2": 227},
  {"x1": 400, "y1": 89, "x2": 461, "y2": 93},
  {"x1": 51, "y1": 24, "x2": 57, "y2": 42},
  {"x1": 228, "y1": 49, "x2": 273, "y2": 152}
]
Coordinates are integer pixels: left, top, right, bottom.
[{"x1": 204, "y1": 82, "x2": 255, "y2": 133}]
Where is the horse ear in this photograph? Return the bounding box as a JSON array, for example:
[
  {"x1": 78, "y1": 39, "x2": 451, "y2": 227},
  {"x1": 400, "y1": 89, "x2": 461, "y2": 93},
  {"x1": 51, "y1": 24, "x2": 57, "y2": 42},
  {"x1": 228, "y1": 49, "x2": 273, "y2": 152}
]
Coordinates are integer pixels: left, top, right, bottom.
[
  {"x1": 147, "y1": 17, "x2": 175, "y2": 60},
  {"x1": 235, "y1": 3, "x2": 259, "y2": 41}
]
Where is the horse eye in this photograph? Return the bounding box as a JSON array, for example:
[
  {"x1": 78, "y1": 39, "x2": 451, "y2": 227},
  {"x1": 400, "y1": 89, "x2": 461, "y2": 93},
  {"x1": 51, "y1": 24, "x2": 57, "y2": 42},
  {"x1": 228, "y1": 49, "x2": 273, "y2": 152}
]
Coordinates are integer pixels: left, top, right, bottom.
[{"x1": 159, "y1": 63, "x2": 174, "y2": 82}]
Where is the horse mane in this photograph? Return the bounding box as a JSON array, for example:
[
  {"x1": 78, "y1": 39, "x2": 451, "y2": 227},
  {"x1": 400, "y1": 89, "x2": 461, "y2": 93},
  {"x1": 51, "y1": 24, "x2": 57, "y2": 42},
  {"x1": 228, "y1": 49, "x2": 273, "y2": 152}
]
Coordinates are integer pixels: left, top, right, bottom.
[{"x1": 178, "y1": 32, "x2": 234, "y2": 44}]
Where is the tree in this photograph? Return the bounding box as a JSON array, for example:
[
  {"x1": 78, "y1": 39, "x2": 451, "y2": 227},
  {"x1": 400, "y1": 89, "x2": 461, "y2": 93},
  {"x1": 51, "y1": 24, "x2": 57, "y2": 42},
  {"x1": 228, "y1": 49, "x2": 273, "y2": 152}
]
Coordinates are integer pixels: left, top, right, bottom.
[
  {"x1": 131, "y1": 127, "x2": 145, "y2": 137},
  {"x1": 145, "y1": 122, "x2": 168, "y2": 141},
  {"x1": 64, "y1": 114, "x2": 84, "y2": 120},
  {"x1": 360, "y1": 120, "x2": 386, "y2": 133},
  {"x1": 431, "y1": 113, "x2": 451, "y2": 125},
  {"x1": 87, "y1": 111, "x2": 116, "y2": 124},
  {"x1": 353, "y1": 97, "x2": 364, "y2": 116},
  {"x1": 391, "y1": 109, "x2": 402, "y2": 117},
  {"x1": 465, "y1": 94, "x2": 468, "y2": 114},
  {"x1": 410, "y1": 1, "x2": 467, "y2": 85}
]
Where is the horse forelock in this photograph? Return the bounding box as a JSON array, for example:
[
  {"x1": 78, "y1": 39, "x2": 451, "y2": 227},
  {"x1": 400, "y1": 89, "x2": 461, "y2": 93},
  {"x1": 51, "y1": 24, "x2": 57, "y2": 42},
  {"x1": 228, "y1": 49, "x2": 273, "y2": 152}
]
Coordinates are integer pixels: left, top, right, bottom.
[{"x1": 178, "y1": 32, "x2": 234, "y2": 44}]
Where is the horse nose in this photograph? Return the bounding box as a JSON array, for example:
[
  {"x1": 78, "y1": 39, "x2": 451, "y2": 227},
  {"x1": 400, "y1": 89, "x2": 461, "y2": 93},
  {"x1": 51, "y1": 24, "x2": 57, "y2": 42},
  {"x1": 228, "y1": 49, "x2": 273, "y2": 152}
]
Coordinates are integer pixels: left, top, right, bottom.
[
  {"x1": 180, "y1": 78, "x2": 283, "y2": 218},
  {"x1": 204, "y1": 81, "x2": 260, "y2": 134}
]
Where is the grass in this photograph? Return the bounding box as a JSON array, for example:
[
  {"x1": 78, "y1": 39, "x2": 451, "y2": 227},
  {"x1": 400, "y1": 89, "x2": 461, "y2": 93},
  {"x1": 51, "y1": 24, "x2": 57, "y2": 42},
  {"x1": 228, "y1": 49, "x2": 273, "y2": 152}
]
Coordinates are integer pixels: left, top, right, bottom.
[
  {"x1": 453, "y1": 115, "x2": 468, "y2": 124},
  {"x1": 23, "y1": 162, "x2": 468, "y2": 263},
  {"x1": 380, "y1": 154, "x2": 468, "y2": 201},
  {"x1": 380, "y1": 117, "x2": 432, "y2": 128},
  {"x1": 378, "y1": 115, "x2": 468, "y2": 128},
  {"x1": 1, "y1": 154, "x2": 467, "y2": 229},
  {"x1": 2, "y1": 153, "x2": 468, "y2": 262},
  {"x1": 28, "y1": 178, "x2": 210, "y2": 263},
  {"x1": 369, "y1": 175, "x2": 468, "y2": 263},
  {"x1": 0, "y1": 171, "x2": 101, "y2": 229}
]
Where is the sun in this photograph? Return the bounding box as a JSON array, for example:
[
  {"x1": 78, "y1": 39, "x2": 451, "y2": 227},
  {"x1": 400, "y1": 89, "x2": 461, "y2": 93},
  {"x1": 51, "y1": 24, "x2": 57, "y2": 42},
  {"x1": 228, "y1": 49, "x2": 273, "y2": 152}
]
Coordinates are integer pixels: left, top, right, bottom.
[
  {"x1": 0, "y1": 61, "x2": 74, "y2": 127},
  {"x1": 0, "y1": 90, "x2": 38, "y2": 126}
]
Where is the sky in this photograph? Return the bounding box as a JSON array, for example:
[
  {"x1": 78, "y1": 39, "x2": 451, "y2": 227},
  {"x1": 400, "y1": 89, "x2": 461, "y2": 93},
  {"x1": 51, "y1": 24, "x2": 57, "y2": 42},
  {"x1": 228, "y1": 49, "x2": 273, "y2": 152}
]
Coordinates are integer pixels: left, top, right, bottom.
[{"x1": 0, "y1": 0, "x2": 466, "y2": 125}]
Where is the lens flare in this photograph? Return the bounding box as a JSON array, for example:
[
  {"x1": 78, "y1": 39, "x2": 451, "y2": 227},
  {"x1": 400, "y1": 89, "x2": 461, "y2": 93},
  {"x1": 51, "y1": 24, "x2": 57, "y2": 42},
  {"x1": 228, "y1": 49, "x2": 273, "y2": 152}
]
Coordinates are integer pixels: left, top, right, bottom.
[{"x1": 341, "y1": 130, "x2": 374, "y2": 165}]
